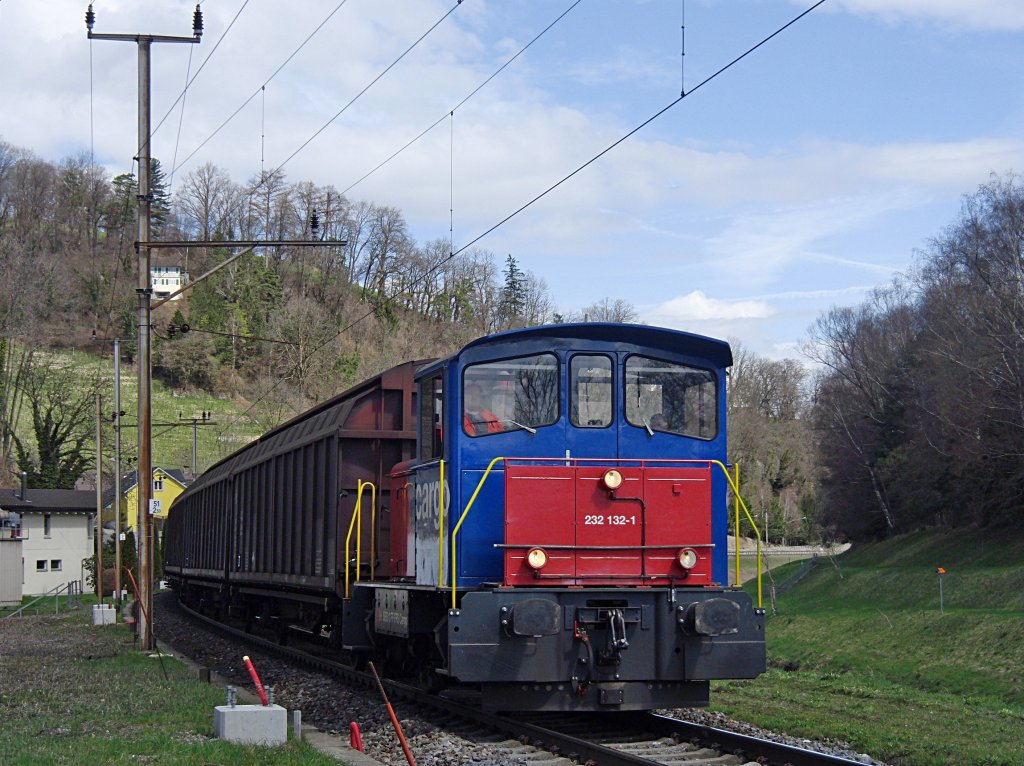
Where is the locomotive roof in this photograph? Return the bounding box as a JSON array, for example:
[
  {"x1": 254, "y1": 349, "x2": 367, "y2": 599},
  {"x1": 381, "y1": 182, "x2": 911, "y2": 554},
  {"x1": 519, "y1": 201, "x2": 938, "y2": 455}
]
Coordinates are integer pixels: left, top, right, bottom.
[{"x1": 417, "y1": 323, "x2": 732, "y2": 378}]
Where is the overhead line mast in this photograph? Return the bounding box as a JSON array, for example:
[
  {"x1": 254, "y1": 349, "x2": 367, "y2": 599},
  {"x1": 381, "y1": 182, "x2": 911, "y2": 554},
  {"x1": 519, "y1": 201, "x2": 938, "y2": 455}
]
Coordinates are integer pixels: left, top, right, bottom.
[
  {"x1": 85, "y1": 7, "x2": 341, "y2": 652},
  {"x1": 86, "y1": 2, "x2": 204, "y2": 652}
]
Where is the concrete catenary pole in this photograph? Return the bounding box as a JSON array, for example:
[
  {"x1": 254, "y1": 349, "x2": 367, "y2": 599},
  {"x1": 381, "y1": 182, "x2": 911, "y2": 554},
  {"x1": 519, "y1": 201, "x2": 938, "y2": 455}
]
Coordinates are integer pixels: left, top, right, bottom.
[
  {"x1": 86, "y1": 3, "x2": 202, "y2": 649},
  {"x1": 113, "y1": 339, "x2": 122, "y2": 605},
  {"x1": 94, "y1": 393, "x2": 103, "y2": 602}
]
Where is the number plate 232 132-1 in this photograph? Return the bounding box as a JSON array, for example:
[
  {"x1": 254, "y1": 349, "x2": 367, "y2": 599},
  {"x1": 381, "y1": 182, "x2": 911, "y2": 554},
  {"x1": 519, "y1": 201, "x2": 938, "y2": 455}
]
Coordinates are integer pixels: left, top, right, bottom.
[{"x1": 583, "y1": 514, "x2": 636, "y2": 525}]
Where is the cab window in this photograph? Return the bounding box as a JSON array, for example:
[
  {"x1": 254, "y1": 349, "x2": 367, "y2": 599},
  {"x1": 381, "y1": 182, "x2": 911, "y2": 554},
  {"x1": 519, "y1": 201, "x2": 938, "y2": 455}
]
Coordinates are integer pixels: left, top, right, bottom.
[
  {"x1": 463, "y1": 353, "x2": 559, "y2": 437},
  {"x1": 570, "y1": 355, "x2": 612, "y2": 428},
  {"x1": 419, "y1": 374, "x2": 443, "y2": 461},
  {"x1": 625, "y1": 355, "x2": 717, "y2": 438}
]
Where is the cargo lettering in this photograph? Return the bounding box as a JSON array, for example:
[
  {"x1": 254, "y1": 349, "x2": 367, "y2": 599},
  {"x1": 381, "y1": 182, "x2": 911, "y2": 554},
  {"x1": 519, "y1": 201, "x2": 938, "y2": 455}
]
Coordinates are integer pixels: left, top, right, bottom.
[{"x1": 414, "y1": 478, "x2": 450, "y2": 531}]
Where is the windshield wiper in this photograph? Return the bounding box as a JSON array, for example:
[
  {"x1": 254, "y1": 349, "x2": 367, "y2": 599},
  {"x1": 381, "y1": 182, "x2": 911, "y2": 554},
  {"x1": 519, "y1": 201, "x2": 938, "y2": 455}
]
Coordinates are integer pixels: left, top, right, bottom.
[{"x1": 503, "y1": 419, "x2": 537, "y2": 435}]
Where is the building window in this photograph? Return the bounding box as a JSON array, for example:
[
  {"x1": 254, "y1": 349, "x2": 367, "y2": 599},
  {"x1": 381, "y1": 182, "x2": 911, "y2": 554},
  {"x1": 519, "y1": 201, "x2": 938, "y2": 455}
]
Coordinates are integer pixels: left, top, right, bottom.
[
  {"x1": 154, "y1": 477, "x2": 164, "y2": 492},
  {"x1": 36, "y1": 560, "x2": 48, "y2": 572},
  {"x1": 50, "y1": 559, "x2": 62, "y2": 572},
  {"x1": 44, "y1": 513, "x2": 51, "y2": 538}
]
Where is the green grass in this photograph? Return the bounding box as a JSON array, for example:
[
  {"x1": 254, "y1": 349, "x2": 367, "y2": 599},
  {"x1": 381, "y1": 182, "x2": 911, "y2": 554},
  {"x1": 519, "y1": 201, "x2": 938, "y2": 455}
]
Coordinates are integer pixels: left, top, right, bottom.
[
  {"x1": 710, "y1": 525, "x2": 1024, "y2": 765},
  {"x1": 0, "y1": 609, "x2": 344, "y2": 765},
  {"x1": 12, "y1": 347, "x2": 265, "y2": 476}
]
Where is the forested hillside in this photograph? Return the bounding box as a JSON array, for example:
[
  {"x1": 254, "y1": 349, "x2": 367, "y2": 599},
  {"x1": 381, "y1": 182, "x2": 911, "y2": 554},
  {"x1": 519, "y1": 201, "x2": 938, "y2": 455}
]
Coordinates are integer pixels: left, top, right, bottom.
[
  {"x1": 2, "y1": 135, "x2": 1021, "y2": 542},
  {"x1": 806, "y1": 176, "x2": 1024, "y2": 538}
]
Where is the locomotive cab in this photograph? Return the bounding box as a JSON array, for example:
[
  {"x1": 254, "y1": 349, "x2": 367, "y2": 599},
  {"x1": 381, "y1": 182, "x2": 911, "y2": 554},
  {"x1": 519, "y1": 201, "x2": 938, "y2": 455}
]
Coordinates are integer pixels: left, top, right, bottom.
[{"x1": 386, "y1": 324, "x2": 766, "y2": 711}]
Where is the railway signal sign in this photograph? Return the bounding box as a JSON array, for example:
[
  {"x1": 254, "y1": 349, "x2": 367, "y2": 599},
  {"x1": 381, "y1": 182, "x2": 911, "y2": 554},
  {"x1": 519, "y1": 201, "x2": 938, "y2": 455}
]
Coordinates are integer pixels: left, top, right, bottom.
[{"x1": 937, "y1": 566, "x2": 947, "y2": 614}]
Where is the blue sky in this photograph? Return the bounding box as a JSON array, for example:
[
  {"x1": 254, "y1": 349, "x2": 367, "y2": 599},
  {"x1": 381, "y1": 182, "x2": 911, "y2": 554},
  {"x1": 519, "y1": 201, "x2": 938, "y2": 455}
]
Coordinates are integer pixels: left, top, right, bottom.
[{"x1": 2, "y1": 0, "x2": 1023, "y2": 358}]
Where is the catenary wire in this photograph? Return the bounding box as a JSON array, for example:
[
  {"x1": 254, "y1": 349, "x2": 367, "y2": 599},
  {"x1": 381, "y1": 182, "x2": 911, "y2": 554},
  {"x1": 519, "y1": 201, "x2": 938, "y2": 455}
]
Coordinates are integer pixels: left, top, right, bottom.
[
  {"x1": 170, "y1": 0, "x2": 352, "y2": 178},
  {"x1": 169, "y1": 44, "x2": 196, "y2": 191},
  {"x1": 274, "y1": 1, "x2": 465, "y2": 174},
  {"x1": 149, "y1": 0, "x2": 252, "y2": 148},
  {"x1": 200, "y1": 1, "x2": 466, "y2": 256},
  {"x1": 341, "y1": 0, "x2": 584, "y2": 198},
  {"x1": 213, "y1": 0, "x2": 828, "y2": 440}
]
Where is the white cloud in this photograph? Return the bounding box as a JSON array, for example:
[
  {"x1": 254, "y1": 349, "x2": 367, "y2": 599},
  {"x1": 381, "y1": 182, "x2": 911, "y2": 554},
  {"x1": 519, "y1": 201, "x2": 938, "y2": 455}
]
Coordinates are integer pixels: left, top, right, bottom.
[
  {"x1": 828, "y1": 0, "x2": 1024, "y2": 31},
  {"x1": 647, "y1": 290, "x2": 774, "y2": 323}
]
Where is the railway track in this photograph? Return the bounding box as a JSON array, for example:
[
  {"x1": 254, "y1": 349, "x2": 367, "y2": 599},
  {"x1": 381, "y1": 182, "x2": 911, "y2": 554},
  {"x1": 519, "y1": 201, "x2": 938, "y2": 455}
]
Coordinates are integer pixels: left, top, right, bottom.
[{"x1": 175, "y1": 601, "x2": 874, "y2": 766}]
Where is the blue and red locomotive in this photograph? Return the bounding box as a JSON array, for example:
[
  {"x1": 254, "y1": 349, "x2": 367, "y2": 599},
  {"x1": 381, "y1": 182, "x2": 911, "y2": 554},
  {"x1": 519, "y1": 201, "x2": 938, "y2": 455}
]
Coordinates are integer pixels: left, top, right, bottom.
[{"x1": 164, "y1": 323, "x2": 765, "y2": 711}]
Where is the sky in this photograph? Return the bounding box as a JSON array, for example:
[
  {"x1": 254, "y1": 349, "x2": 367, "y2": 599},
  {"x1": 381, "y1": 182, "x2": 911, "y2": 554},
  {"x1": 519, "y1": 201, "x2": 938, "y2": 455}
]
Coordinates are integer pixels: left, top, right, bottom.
[{"x1": 2, "y1": 0, "x2": 1023, "y2": 359}]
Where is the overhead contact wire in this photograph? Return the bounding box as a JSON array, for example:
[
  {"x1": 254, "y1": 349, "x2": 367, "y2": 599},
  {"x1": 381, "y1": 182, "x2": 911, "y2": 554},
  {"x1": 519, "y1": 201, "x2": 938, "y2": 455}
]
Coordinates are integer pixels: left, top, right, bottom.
[
  {"x1": 275, "y1": 1, "x2": 464, "y2": 173},
  {"x1": 452, "y1": 0, "x2": 827, "y2": 258},
  {"x1": 150, "y1": 0, "x2": 252, "y2": 145},
  {"x1": 341, "y1": 0, "x2": 584, "y2": 197},
  {"x1": 171, "y1": 0, "x2": 352, "y2": 177},
  {"x1": 217, "y1": 0, "x2": 825, "y2": 439},
  {"x1": 204, "y1": 0, "x2": 466, "y2": 259}
]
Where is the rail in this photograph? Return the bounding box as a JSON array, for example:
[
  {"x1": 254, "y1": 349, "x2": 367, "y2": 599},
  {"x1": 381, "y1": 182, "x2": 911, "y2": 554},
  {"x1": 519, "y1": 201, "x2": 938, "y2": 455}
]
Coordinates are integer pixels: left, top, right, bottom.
[
  {"x1": 448, "y1": 456, "x2": 764, "y2": 609},
  {"x1": 344, "y1": 480, "x2": 375, "y2": 599}
]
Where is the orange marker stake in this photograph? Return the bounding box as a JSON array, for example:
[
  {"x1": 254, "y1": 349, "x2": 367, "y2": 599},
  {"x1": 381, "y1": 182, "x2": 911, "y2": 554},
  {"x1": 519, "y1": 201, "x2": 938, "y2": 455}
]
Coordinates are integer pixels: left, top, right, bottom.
[
  {"x1": 369, "y1": 661, "x2": 415, "y2": 766},
  {"x1": 242, "y1": 655, "x2": 269, "y2": 705}
]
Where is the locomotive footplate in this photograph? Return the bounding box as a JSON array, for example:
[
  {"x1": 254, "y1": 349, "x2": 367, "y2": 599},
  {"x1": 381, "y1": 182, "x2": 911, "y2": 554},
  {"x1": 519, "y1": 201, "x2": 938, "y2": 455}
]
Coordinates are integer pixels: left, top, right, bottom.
[{"x1": 448, "y1": 587, "x2": 765, "y2": 712}]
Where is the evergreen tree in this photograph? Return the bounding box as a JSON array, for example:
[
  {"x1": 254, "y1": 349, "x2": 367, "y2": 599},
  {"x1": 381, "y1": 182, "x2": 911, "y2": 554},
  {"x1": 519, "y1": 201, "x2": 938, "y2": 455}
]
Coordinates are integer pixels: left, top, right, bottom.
[
  {"x1": 104, "y1": 159, "x2": 171, "y2": 238},
  {"x1": 499, "y1": 254, "x2": 525, "y2": 328},
  {"x1": 148, "y1": 158, "x2": 171, "y2": 238}
]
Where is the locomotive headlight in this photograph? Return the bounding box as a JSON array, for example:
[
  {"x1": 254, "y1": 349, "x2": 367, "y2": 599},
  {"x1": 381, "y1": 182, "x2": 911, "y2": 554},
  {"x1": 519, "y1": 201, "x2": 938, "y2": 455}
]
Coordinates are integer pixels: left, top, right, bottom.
[
  {"x1": 677, "y1": 548, "x2": 698, "y2": 569},
  {"x1": 526, "y1": 547, "x2": 549, "y2": 570},
  {"x1": 601, "y1": 469, "x2": 623, "y2": 490}
]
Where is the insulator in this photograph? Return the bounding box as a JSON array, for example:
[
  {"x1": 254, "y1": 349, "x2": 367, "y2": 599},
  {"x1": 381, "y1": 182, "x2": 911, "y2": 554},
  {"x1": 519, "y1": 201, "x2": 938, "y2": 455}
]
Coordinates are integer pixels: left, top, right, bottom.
[
  {"x1": 193, "y1": 4, "x2": 204, "y2": 38},
  {"x1": 85, "y1": 4, "x2": 96, "y2": 32}
]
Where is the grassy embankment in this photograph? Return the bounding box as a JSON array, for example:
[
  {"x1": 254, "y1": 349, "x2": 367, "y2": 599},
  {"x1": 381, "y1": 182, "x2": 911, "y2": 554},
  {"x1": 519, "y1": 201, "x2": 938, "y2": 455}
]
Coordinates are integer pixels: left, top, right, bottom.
[
  {"x1": 711, "y1": 525, "x2": 1024, "y2": 766},
  {"x1": 0, "y1": 600, "x2": 343, "y2": 766},
  {"x1": 18, "y1": 348, "x2": 263, "y2": 475}
]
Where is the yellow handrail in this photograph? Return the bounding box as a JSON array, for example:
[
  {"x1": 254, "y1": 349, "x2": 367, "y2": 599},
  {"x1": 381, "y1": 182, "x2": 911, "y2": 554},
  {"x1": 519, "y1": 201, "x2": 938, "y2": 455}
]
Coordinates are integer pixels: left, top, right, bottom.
[
  {"x1": 343, "y1": 480, "x2": 375, "y2": 599},
  {"x1": 710, "y1": 460, "x2": 763, "y2": 609},
  {"x1": 734, "y1": 463, "x2": 741, "y2": 588},
  {"x1": 367, "y1": 481, "x2": 377, "y2": 581},
  {"x1": 437, "y1": 459, "x2": 445, "y2": 587},
  {"x1": 450, "y1": 456, "x2": 504, "y2": 608}
]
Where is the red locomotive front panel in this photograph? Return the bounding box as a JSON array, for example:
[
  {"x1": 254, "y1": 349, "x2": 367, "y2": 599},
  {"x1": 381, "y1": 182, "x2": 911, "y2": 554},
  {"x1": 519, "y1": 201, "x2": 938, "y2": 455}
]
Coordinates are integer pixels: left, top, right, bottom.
[
  {"x1": 504, "y1": 464, "x2": 575, "y2": 584},
  {"x1": 641, "y1": 465, "x2": 713, "y2": 582},
  {"x1": 574, "y1": 465, "x2": 643, "y2": 581},
  {"x1": 503, "y1": 460, "x2": 714, "y2": 586}
]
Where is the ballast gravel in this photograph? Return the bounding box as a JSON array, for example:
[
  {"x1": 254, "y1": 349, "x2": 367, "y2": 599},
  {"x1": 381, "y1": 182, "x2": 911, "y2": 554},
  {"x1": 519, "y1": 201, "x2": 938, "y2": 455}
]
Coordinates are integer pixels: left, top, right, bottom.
[{"x1": 154, "y1": 592, "x2": 886, "y2": 766}]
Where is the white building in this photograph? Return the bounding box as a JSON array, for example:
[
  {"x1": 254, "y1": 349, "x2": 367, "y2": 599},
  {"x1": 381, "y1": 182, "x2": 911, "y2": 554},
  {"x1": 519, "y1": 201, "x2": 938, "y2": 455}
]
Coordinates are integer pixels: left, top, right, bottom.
[
  {"x1": 151, "y1": 265, "x2": 188, "y2": 302},
  {"x1": 0, "y1": 488, "x2": 96, "y2": 598}
]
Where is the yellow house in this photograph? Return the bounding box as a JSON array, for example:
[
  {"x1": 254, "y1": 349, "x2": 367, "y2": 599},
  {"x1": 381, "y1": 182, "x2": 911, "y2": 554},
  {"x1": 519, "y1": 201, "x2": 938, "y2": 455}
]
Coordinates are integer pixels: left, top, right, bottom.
[{"x1": 112, "y1": 468, "x2": 188, "y2": 533}]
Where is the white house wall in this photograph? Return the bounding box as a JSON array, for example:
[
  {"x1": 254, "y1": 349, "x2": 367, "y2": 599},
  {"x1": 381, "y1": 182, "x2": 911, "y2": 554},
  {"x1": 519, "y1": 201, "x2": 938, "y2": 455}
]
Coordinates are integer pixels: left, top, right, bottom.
[{"x1": 20, "y1": 513, "x2": 94, "y2": 596}]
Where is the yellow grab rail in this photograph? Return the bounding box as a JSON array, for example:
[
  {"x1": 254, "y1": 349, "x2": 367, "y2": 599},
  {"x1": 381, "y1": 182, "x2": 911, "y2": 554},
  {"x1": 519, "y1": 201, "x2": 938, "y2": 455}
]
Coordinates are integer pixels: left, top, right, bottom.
[
  {"x1": 450, "y1": 456, "x2": 504, "y2": 608},
  {"x1": 443, "y1": 457, "x2": 761, "y2": 610},
  {"x1": 711, "y1": 460, "x2": 763, "y2": 609},
  {"x1": 344, "y1": 480, "x2": 375, "y2": 599},
  {"x1": 437, "y1": 459, "x2": 445, "y2": 587},
  {"x1": 367, "y1": 480, "x2": 377, "y2": 581},
  {"x1": 734, "y1": 463, "x2": 741, "y2": 588}
]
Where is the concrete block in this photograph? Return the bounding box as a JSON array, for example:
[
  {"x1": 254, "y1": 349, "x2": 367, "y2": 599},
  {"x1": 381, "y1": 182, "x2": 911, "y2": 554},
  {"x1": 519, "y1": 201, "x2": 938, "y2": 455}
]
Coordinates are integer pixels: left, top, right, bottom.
[
  {"x1": 213, "y1": 704, "x2": 288, "y2": 746},
  {"x1": 91, "y1": 604, "x2": 115, "y2": 626}
]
